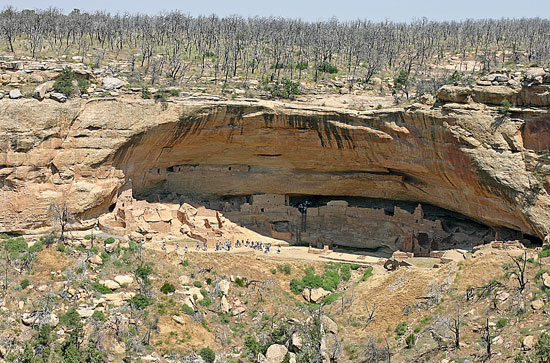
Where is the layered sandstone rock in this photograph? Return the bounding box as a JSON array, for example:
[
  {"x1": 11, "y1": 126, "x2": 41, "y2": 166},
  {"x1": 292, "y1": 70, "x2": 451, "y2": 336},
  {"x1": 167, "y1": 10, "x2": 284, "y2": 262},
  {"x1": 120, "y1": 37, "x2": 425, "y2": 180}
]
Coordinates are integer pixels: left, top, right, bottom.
[{"x1": 0, "y1": 82, "x2": 549, "y2": 249}]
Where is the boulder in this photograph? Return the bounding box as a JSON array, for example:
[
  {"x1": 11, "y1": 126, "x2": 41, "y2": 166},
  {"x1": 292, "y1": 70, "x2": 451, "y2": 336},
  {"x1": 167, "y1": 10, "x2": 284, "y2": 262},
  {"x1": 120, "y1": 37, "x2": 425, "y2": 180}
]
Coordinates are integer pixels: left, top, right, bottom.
[
  {"x1": 50, "y1": 92, "x2": 67, "y2": 102},
  {"x1": 114, "y1": 275, "x2": 133, "y2": 286},
  {"x1": 104, "y1": 292, "x2": 136, "y2": 307},
  {"x1": 531, "y1": 299, "x2": 544, "y2": 310},
  {"x1": 8, "y1": 89, "x2": 22, "y2": 99},
  {"x1": 320, "y1": 315, "x2": 338, "y2": 334},
  {"x1": 437, "y1": 85, "x2": 471, "y2": 103},
  {"x1": 77, "y1": 307, "x2": 95, "y2": 318},
  {"x1": 220, "y1": 295, "x2": 230, "y2": 313},
  {"x1": 523, "y1": 335, "x2": 535, "y2": 350},
  {"x1": 100, "y1": 279, "x2": 120, "y2": 290},
  {"x1": 101, "y1": 77, "x2": 124, "y2": 90},
  {"x1": 105, "y1": 240, "x2": 118, "y2": 253},
  {"x1": 179, "y1": 275, "x2": 191, "y2": 285},
  {"x1": 219, "y1": 279, "x2": 230, "y2": 295},
  {"x1": 33, "y1": 81, "x2": 55, "y2": 100},
  {"x1": 492, "y1": 335, "x2": 503, "y2": 345},
  {"x1": 265, "y1": 344, "x2": 288, "y2": 363},
  {"x1": 0, "y1": 92, "x2": 3, "y2": 99},
  {"x1": 302, "y1": 287, "x2": 330, "y2": 303},
  {"x1": 22, "y1": 312, "x2": 59, "y2": 327},
  {"x1": 171, "y1": 315, "x2": 186, "y2": 326},
  {"x1": 543, "y1": 275, "x2": 550, "y2": 289},
  {"x1": 89, "y1": 255, "x2": 103, "y2": 265},
  {"x1": 291, "y1": 333, "x2": 303, "y2": 351}
]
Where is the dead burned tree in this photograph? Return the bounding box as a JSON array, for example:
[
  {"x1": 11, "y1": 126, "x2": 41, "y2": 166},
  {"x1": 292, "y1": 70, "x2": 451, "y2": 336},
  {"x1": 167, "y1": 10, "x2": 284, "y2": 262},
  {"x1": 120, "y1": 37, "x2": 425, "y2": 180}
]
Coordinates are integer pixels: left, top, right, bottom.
[
  {"x1": 482, "y1": 317, "x2": 492, "y2": 360},
  {"x1": 49, "y1": 202, "x2": 70, "y2": 244},
  {"x1": 362, "y1": 301, "x2": 377, "y2": 329},
  {"x1": 443, "y1": 305, "x2": 461, "y2": 350},
  {"x1": 509, "y1": 250, "x2": 528, "y2": 292}
]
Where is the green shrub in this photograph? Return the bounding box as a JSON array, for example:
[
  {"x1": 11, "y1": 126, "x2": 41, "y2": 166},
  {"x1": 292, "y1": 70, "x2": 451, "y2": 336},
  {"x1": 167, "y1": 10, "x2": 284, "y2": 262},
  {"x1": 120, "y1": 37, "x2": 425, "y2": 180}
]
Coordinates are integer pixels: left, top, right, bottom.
[
  {"x1": 91, "y1": 310, "x2": 106, "y2": 322},
  {"x1": 317, "y1": 62, "x2": 338, "y2": 74},
  {"x1": 53, "y1": 67, "x2": 76, "y2": 97},
  {"x1": 182, "y1": 304, "x2": 194, "y2": 315},
  {"x1": 135, "y1": 263, "x2": 153, "y2": 285},
  {"x1": 395, "y1": 321, "x2": 407, "y2": 337},
  {"x1": 59, "y1": 308, "x2": 81, "y2": 330},
  {"x1": 405, "y1": 333, "x2": 416, "y2": 348},
  {"x1": 271, "y1": 268, "x2": 277, "y2": 274},
  {"x1": 535, "y1": 332, "x2": 550, "y2": 362},
  {"x1": 497, "y1": 317, "x2": 508, "y2": 329},
  {"x1": 264, "y1": 78, "x2": 300, "y2": 99},
  {"x1": 141, "y1": 87, "x2": 152, "y2": 99},
  {"x1": 283, "y1": 264, "x2": 291, "y2": 275},
  {"x1": 235, "y1": 277, "x2": 248, "y2": 287},
  {"x1": 20, "y1": 279, "x2": 30, "y2": 289},
  {"x1": 500, "y1": 99, "x2": 512, "y2": 115},
  {"x1": 91, "y1": 282, "x2": 113, "y2": 294},
  {"x1": 193, "y1": 281, "x2": 203, "y2": 288},
  {"x1": 290, "y1": 278, "x2": 305, "y2": 294},
  {"x1": 57, "y1": 243, "x2": 65, "y2": 252},
  {"x1": 2, "y1": 237, "x2": 28, "y2": 256},
  {"x1": 160, "y1": 282, "x2": 176, "y2": 294},
  {"x1": 540, "y1": 246, "x2": 550, "y2": 258},
  {"x1": 295, "y1": 62, "x2": 308, "y2": 70},
  {"x1": 104, "y1": 237, "x2": 116, "y2": 244},
  {"x1": 360, "y1": 267, "x2": 373, "y2": 282},
  {"x1": 77, "y1": 78, "x2": 90, "y2": 93},
  {"x1": 321, "y1": 292, "x2": 343, "y2": 305},
  {"x1": 206, "y1": 278, "x2": 212, "y2": 285},
  {"x1": 200, "y1": 347, "x2": 216, "y2": 363},
  {"x1": 182, "y1": 259, "x2": 189, "y2": 267},
  {"x1": 130, "y1": 294, "x2": 150, "y2": 309},
  {"x1": 340, "y1": 264, "x2": 351, "y2": 281},
  {"x1": 28, "y1": 240, "x2": 44, "y2": 254}
]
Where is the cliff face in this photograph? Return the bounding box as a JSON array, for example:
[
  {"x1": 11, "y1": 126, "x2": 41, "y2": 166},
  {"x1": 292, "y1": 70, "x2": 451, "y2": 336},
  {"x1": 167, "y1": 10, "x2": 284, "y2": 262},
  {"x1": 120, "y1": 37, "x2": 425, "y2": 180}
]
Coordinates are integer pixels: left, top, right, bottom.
[{"x1": 0, "y1": 85, "x2": 549, "y2": 249}]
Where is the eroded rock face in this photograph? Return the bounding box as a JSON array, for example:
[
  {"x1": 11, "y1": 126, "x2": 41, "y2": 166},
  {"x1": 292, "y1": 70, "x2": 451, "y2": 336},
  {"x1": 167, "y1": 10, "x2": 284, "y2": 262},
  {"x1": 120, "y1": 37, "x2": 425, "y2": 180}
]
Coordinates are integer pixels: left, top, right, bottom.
[{"x1": 0, "y1": 87, "x2": 549, "y2": 249}]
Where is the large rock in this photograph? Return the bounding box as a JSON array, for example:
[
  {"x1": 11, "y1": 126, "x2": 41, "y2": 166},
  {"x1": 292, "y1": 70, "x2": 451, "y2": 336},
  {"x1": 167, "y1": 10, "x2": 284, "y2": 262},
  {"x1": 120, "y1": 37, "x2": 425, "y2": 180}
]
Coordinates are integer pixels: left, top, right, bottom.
[
  {"x1": 437, "y1": 85, "x2": 471, "y2": 103},
  {"x1": 101, "y1": 77, "x2": 124, "y2": 90},
  {"x1": 220, "y1": 295, "x2": 230, "y2": 313},
  {"x1": 264, "y1": 344, "x2": 288, "y2": 363},
  {"x1": 77, "y1": 307, "x2": 95, "y2": 318},
  {"x1": 8, "y1": 89, "x2": 22, "y2": 99},
  {"x1": 320, "y1": 315, "x2": 338, "y2": 334},
  {"x1": 302, "y1": 287, "x2": 331, "y2": 303},
  {"x1": 218, "y1": 279, "x2": 230, "y2": 295},
  {"x1": 114, "y1": 275, "x2": 133, "y2": 286},
  {"x1": 50, "y1": 92, "x2": 67, "y2": 103},
  {"x1": 100, "y1": 279, "x2": 120, "y2": 290},
  {"x1": 33, "y1": 81, "x2": 55, "y2": 100},
  {"x1": 22, "y1": 312, "x2": 59, "y2": 327}
]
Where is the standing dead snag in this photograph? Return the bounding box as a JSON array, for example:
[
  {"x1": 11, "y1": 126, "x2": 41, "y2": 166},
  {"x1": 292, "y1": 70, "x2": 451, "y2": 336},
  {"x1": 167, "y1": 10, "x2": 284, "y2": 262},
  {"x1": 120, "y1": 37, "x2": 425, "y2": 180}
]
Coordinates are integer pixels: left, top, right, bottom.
[
  {"x1": 444, "y1": 305, "x2": 461, "y2": 349},
  {"x1": 482, "y1": 318, "x2": 492, "y2": 359},
  {"x1": 509, "y1": 250, "x2": 528, "y2": 292},
  {"x1": 363, "y1": 301, "x2": 377, "y2": 329},
  {"x1": 49, "y1": 202, "x2": 70, "y2": 243}
]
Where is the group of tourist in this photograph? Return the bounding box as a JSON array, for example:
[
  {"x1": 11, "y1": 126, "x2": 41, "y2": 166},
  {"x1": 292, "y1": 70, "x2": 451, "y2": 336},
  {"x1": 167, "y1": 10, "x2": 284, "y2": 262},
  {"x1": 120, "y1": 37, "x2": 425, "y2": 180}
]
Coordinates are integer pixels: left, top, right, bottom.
[{"x1": 162, "y1": 238, "x2": 283, "y2": 254}]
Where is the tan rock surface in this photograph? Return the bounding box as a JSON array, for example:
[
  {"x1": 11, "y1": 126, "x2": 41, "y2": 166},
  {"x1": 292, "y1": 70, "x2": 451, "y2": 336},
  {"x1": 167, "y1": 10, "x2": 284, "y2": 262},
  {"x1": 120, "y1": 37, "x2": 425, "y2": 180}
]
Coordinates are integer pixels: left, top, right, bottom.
[{"x1": 0, "y1": 88, "x2": 549, "y2": 247}]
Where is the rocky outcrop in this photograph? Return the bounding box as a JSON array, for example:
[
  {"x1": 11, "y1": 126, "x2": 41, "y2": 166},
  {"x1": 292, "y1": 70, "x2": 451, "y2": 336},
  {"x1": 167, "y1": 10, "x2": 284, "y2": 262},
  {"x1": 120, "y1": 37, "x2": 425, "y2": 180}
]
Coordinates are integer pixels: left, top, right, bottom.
[{"x1": 0, "y1": 82, "x2": 549, "y2": 248}]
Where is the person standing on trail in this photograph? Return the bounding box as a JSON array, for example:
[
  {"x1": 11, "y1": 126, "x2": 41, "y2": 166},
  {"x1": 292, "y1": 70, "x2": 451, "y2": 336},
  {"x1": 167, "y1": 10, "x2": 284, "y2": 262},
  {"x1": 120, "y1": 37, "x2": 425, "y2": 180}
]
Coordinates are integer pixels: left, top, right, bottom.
[
  {"x1": 203, "y1": 241, "x2": 207, "y2": 251},
  {"x1": 196, "y1": 241, "x2": 201, "y2": 251},
  {"x1": 277, "y1": 245, "x2": 281, "y2": 254},
  {"x1": 176, "y1": 242, "x2": 179, "y2": 251},
  {"x1": 185, "y1": 243, "x2": 188, "y2": 252},
  {"x1": 162, "y1": 241, "x2": 166, "y2": 252}
]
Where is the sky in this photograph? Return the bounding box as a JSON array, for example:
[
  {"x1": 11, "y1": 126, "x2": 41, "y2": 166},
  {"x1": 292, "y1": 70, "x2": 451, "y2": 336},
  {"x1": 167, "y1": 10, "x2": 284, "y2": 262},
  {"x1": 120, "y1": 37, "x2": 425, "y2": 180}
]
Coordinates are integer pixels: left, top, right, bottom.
[{"x1": 2, "y1": 0, "x2": 550, "y2": 22}]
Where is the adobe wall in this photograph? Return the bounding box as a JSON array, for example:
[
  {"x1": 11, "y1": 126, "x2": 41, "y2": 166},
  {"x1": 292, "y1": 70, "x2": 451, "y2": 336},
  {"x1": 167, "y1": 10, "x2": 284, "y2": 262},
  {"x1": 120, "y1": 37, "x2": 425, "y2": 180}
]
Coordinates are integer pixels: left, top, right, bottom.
[{"x1": 225, "y1": 193, "x2": 497, "y2": 254}]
